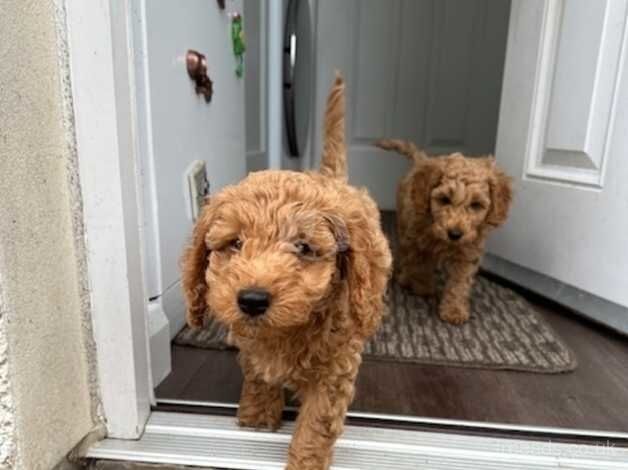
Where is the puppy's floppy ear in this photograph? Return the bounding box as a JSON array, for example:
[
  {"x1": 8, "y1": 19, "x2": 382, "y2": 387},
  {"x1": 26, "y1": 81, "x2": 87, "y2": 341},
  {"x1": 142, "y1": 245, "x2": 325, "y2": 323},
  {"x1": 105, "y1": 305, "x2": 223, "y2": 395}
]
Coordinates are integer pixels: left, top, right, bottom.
[
  {"x1": 410, "y1": 160, "x2": 443, "y2": 216},
  {"x1": 486, "y1": 162, "x2": 513, "y2": 227},
  {"x1": 324, "y1": 214, "x2": 350, "y2": 278},
  {"x1": 181, "y1": 200, "x2": 214, "y2": 329},
  {"x1": 343, "y1": 213, "x2": 392, "y2": 338}
]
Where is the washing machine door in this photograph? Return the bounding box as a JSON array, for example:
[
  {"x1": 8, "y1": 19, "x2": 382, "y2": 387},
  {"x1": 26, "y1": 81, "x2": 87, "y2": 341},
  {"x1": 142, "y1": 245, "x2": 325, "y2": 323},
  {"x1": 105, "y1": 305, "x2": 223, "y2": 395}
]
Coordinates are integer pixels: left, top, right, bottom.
[{"x1": 283, "y1": 0, "x2": 313, "y2": 157}]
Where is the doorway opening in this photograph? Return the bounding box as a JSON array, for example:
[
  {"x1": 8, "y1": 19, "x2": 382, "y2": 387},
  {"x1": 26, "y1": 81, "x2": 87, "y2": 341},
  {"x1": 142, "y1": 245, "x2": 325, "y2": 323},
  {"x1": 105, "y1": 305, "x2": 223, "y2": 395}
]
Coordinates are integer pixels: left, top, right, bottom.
[{"x1": 147, "y1": 0, "x2": 628, "y2": 441}]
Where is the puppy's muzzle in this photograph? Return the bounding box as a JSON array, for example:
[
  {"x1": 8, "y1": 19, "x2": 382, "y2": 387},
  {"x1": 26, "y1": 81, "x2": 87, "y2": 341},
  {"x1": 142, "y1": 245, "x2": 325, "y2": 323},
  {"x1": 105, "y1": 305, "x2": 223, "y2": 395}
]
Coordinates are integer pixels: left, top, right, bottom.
[
  {"x1": 237, "y1": 288, "x2": 271, "y2": 317},
  {"x1": 447, "y1": 229, "x2": 463, "y2": 241}
]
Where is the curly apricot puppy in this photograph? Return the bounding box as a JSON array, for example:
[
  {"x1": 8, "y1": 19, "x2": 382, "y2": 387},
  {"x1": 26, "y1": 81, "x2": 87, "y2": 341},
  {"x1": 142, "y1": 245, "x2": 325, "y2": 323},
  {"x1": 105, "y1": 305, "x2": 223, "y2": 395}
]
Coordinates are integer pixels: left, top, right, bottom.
[
  {"x1": 376, "y1": 139, "x2": 512, "y2": 325},
  {"x1": 182, "y1": 76, "x2": 391, "y2": 470}
]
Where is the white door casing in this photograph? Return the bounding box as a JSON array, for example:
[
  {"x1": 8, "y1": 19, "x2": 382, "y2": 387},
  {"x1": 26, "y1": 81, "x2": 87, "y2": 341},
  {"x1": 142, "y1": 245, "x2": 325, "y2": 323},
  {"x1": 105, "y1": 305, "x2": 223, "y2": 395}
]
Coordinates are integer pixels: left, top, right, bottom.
[
  {"x1": 244, "y1": 0, "x2": 284, "y2": 172},
  {"x1": 244, "y1": 0, "x2": 268, "y2": 172},
  {"x1": 66, "y1": 0, "x2": 152, "y2": 439},
  {"x1": 487, "y1": 0, "x2": 628, "y2": 323},
  {"x1": 312, "y1": 0, "x2": 510, "y2": 209}
]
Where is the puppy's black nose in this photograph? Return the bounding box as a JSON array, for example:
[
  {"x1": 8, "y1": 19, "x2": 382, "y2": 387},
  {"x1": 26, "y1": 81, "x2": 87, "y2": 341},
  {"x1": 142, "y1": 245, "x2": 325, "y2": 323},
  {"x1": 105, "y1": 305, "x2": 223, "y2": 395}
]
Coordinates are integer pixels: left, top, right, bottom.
[
  {"x1": 237, "y1": 288, "x2": 271, "y2": 317},
  {"x1": 448, "y1": 229, "x2": 463, "y2": 241}
]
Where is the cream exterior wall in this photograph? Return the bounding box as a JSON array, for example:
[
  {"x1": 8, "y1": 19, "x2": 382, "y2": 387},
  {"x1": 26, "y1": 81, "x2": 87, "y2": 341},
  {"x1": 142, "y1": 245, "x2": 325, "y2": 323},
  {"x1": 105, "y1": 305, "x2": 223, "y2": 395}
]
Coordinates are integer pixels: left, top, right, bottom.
[{"x1": 0, "y1": 0, "x2": 102, "y2": 468}]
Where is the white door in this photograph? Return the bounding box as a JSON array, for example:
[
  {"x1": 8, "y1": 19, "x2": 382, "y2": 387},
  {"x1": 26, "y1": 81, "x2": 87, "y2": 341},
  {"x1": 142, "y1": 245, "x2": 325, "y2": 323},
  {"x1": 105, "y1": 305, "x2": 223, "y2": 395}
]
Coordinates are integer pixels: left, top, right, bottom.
[
  {"x1": 311, "y1": 0, "x2": 511, "y2": 209},
  {"x1": 486, "y1": 0, "x2": 628, "y2": 331},
  {"x1": 133, "y1": 0, "x2": 248, "y2": 383}
]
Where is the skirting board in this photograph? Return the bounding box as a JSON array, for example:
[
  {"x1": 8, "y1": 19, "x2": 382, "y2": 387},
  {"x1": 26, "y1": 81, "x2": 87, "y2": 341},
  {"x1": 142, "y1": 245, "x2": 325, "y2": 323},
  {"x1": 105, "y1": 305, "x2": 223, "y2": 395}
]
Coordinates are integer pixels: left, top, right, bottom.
[
  {"x1": 147, "y1": 280, "x2": 186, "y2": 387},
  {"x1": 146, "y1": 302, "x2": 171, "y2": 387},
  {"x1": 483, "y1": 254, "x2": 628, "y2": 336}
]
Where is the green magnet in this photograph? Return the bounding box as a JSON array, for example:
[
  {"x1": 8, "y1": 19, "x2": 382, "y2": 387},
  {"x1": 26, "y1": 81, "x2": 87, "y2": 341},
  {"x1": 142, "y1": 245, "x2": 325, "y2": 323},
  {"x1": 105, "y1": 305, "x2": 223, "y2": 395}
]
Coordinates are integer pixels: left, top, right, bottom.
[{"x1": 231, "y1": 13, "x2": 246, "y2": 78}]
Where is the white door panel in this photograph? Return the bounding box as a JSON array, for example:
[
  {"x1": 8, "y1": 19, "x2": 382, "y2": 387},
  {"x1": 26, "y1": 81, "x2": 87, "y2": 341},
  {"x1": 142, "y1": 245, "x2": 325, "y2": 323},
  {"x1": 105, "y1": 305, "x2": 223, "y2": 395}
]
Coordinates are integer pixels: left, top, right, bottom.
[
  {"x1": 312, "y1": 0, "x2": 510, "y2": 209},
  {"x1": 487, "y1": 0, "x2": 628, "y2": 308}
]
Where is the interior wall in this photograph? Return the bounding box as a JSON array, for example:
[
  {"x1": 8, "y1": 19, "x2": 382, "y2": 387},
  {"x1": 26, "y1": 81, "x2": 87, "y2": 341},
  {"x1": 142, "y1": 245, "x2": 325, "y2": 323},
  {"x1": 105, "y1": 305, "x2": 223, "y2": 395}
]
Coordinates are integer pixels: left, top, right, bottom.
[
  {"x1": 135, "y1": 0, "x2": 248, "y2": 345},
  {"x1": 0, "y1": 0, "x2": 101, "y2": 467}
]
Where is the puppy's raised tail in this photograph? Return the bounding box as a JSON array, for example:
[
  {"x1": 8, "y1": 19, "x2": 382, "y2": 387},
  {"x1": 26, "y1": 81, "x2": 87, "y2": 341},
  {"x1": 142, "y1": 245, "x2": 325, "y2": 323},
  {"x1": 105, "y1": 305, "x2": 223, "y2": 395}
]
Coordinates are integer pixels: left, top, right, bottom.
[
  {"x1": 375, "y1": 139, "x2": 427, "y2": 164},
  {"x1": 320, "y1": 73, "x2": 347, "y2": 181}
]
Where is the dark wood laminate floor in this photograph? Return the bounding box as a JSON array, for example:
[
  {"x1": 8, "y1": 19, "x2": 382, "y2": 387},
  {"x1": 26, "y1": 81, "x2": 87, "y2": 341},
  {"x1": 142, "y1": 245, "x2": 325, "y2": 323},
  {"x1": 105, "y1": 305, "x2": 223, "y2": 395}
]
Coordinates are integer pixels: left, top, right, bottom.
[{"x1": 156, "y1": 292, "x2": 628, "y2": 434}]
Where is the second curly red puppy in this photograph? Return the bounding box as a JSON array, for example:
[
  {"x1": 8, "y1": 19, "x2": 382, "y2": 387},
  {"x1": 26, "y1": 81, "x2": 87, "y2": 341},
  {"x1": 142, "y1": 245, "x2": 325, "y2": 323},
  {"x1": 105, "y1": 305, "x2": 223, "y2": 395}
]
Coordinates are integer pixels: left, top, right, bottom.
[{"x1": 376, "y1": 139, "x2": 512, "y2": 325}]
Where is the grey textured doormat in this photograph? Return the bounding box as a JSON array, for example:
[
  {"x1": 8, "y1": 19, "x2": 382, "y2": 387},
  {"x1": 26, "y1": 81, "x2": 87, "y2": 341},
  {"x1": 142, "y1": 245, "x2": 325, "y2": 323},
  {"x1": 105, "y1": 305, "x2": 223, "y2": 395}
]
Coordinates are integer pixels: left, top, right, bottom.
[{"x1": 175, "y1": 213, "x2": 577, "y2": 374}]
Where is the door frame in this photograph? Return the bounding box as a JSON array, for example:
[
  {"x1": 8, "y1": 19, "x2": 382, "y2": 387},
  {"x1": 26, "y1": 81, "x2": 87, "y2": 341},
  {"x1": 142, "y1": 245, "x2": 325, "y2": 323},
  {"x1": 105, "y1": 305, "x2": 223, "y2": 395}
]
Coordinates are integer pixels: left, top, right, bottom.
[
  {"x1": 67, "y1": 0, "x2": 628, "y2": 454},
  {"x1": 66, "y1": 0, "x2": 152, "y2": 439},
  {"x1": 66, "y1": 0, "x2": 285, "y2": 439}
]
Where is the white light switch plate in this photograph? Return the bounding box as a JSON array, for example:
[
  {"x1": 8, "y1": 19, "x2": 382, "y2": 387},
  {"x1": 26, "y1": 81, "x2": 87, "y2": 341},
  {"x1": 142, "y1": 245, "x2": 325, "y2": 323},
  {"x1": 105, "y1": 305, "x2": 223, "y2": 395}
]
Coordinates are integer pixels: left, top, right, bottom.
[{"x1": 185, "y1": 160, "x2": 209, "y2": 221}]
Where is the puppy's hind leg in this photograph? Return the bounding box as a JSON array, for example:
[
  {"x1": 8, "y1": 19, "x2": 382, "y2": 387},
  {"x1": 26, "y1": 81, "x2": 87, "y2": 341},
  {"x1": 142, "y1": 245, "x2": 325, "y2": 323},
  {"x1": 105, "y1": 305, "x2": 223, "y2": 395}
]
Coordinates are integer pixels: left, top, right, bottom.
[
  {"x1": 397, "y1": 246, "x2": 437, "y2": 298},
  {"x1": 237, "y1": 361, "x2": 284, "y2": 431}
]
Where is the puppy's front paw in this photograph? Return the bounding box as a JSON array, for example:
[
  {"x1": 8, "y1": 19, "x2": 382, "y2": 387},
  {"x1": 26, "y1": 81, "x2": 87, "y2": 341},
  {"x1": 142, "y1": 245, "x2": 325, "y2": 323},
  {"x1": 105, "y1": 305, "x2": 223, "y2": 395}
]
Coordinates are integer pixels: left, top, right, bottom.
[
  {"x1": 238, "y1": 403, "x2": 283, "y2": 431},
  {"x1": 439, "y1": 302, "x2": 469, "y2": 325},
  {"x1": 237, "y1": 408, "x2": 283, "y2": 431}
]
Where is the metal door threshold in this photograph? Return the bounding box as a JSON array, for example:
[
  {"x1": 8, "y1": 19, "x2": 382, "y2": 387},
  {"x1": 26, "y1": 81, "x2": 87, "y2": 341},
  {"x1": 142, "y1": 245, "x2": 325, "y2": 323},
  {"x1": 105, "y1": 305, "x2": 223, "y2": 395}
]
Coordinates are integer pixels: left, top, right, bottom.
[
  {"x1": 87, "y1": 411, "x2": 628, "y2": 469},
  {"x1": 155, "y1": 398, "x2": 628, "y2": 440}
]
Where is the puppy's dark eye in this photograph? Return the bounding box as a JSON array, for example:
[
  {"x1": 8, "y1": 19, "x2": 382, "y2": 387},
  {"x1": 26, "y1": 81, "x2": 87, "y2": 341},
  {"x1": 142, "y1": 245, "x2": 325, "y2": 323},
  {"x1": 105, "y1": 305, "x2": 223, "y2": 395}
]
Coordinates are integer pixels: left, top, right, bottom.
[
  {"x1": 470, "y1": 202, "x2": 484, "y2": 211},
  {"x1": 294, "y1": 241, "x2": 313, "y2": 256},
  {"x1": 438, "y1": 195, "x2": 451, "y2": 205},
  {"x1": 229, "y1": 238, "x2": 243, "y2": 251}
]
